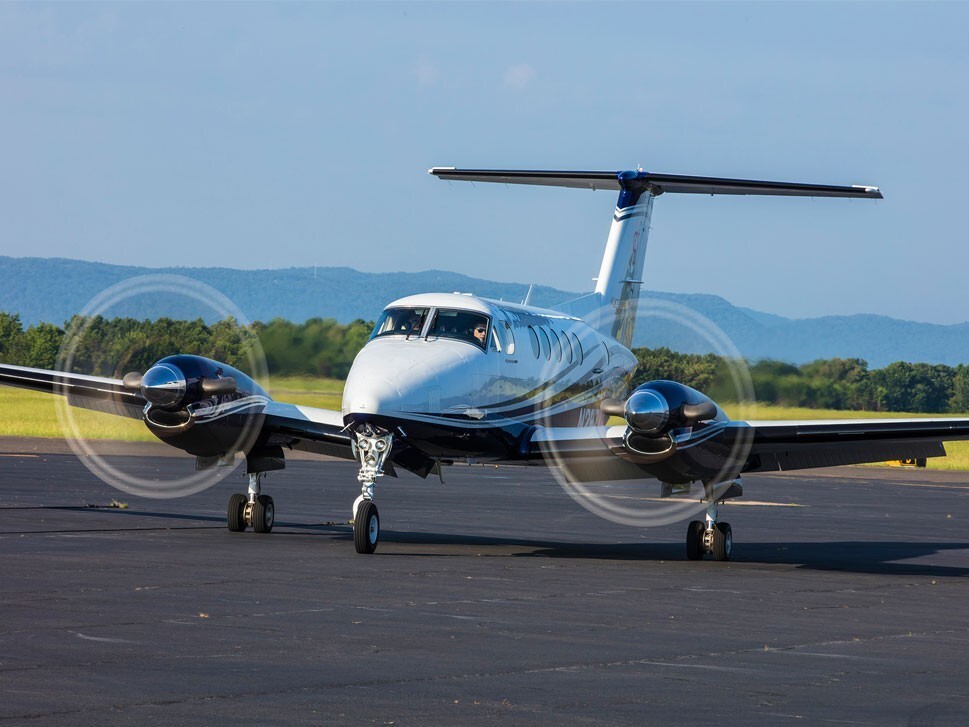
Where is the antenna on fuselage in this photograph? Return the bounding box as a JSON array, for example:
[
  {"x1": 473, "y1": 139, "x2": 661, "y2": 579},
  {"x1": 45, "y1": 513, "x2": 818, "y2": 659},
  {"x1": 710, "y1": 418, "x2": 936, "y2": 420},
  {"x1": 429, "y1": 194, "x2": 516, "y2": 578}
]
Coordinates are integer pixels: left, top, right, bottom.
[
  {"x1": 521, "y1": 284, "x2": 534, "y2": 306},
  {"x1": 428, "y1": 166, "x2": 882, "y2": 347}
]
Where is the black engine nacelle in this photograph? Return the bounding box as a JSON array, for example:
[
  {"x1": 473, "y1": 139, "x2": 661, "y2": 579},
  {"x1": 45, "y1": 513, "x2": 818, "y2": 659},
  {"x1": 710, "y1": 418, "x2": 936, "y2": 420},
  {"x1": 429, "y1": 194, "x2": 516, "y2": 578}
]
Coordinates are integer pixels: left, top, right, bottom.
[
  {"x1": 603, "y1": 381, "x2": 723, "y2": 463},
  {"x1": 125, "y1": 354, "x2": 270, "y2": 458}
]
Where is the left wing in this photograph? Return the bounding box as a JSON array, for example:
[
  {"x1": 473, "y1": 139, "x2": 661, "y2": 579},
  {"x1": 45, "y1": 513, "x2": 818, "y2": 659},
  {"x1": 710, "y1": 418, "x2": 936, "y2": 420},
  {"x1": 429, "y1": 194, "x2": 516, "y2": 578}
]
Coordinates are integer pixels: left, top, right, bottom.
[
  {"x1": 527, "y1": 417, "x2": 969, "y2": 480},
  {"x1": 733, "y1": 418, "x2": 969, "y2": 472}
]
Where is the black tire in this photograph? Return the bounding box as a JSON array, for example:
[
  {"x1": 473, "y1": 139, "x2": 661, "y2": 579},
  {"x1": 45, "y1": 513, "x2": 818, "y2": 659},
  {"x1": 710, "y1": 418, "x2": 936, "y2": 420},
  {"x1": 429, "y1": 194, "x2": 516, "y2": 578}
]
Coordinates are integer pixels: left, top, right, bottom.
[
  {"x1": 354, "y1": 500, "x2": 379, "y2": 554},
  {"x1": 711, "y1": 522, "x2": 732, "y2": 562},
  {"x1": 227, "y1": 493, "x2": 247, "y2": 532},
  {"x1": 686, "y1": 520, "x2": 705, "y2": 560},
  {"x1": 252, "y1": 495, "x2": 275, "y2": 533}
]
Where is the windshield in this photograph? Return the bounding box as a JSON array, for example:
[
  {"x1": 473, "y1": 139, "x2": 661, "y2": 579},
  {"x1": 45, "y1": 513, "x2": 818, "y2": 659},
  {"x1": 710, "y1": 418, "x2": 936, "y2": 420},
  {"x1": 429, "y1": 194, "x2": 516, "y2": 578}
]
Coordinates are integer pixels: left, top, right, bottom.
[
  {"x1": 371, "y1": 307, "x2": 429, "y2": 339},
  {"x1": 427, "y1": 308, "x2": 491, "y2": 349}
]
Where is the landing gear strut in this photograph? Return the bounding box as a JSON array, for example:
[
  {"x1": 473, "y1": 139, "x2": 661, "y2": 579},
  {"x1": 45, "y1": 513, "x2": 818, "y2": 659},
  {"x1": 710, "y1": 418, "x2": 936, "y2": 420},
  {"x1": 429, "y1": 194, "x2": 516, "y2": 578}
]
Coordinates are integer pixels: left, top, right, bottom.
[
  {"x1": 226, "y1": 472, "x2": 275, "y2": 533},
  {"x1": 686, "y1": 478, "x2": 742, "y2": 561},
  {"x1": 351, "y1": 426, "x2": 393, "y2": 554}
]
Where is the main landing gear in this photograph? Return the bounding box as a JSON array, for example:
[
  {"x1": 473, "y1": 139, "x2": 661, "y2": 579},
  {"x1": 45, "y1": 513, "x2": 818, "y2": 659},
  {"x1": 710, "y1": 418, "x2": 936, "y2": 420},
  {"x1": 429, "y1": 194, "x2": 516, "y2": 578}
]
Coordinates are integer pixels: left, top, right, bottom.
[
  {"x1": 351, "y1": 426, "x2": 393, "y2": 554},
  {"x1": 686, "y1": 478, "x2": 742, "y2": 562},
  {"x1": 227, "y1": 472, "x2": 275, "y2": 533}
]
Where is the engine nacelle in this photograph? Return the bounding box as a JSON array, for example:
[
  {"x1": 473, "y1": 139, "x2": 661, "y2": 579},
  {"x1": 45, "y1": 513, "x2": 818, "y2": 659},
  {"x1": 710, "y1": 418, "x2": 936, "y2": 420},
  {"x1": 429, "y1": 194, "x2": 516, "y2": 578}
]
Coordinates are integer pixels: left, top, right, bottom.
[
  {"x1": 132, "y1": 354, "x2": 270, "y2": 458},
  {"x1": 617, "y1": 381, "x2": 722, "y2": 463}
]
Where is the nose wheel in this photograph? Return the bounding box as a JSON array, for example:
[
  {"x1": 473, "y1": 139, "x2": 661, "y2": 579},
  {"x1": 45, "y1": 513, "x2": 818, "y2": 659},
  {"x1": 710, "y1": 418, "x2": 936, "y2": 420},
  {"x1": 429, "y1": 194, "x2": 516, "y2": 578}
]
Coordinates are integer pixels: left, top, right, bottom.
[{"x1": 354, "y1": 500, "x2": 380, "y2": 554}]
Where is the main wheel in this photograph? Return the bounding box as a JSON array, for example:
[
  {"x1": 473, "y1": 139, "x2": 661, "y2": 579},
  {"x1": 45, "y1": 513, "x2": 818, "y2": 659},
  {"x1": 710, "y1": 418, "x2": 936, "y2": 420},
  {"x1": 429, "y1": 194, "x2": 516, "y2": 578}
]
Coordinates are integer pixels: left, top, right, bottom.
[
  {"x1": 354, "y1": 500, "x2": 379, "y2": 554},
  {"x1": 686, "y1": 520, "x2": 705, "y2": 560},
  {"x1": 252, "y1": 495, "x2": 275, "y2": 533},
  {"x1": 227, "y1": 493, "x2": 247, "y2": 532},
  {"x1": 711, "y1": 522, "x2": 732, "y2": 561}
]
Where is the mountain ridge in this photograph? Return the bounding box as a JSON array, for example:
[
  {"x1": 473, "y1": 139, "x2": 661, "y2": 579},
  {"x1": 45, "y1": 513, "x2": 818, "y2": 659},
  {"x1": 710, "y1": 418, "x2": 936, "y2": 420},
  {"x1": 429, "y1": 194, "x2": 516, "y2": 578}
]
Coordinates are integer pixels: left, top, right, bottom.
[{"x1": 1, "y1": 256, "x2": 966, "y2": 368}]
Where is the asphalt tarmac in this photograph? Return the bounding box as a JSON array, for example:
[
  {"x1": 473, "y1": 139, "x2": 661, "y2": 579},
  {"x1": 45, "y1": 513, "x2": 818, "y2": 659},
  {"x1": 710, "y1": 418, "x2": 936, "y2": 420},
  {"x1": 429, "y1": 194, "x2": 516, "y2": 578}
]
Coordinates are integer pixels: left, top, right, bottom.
[{"x1": 2, "y1": 438, "x2": 968, "y2": 725}]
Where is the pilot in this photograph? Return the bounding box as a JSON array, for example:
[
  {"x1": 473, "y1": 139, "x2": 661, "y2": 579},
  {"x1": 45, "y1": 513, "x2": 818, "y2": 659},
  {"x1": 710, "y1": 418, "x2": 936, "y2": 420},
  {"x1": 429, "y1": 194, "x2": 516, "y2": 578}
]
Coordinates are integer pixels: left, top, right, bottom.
[{"x1": 472, "y1": 322, "x2": 487, "y2": 345}]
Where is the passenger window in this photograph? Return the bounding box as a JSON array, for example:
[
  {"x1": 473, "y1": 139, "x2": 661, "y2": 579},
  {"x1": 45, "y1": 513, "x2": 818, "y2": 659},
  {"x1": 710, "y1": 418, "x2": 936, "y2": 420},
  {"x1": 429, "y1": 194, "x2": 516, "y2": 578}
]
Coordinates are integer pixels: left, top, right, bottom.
[
  {"x1": 550, "y1": 330, "x2": 562, "y2": 361},
  {"x1": 561, "y1": 330, "x2": 573, "y2": 363},
  {"x1": 570, "y1": 333, "x2": 583, "y2": 364},
  {"x1": 527, "y1": 326, "x2": 540, "y2": 358},
  {"x1": 538, "y1": 328, "x2": 551, "y2": 360},
  {"x1": 502, "y1": 322, "x2": 516, "y2": 355}
]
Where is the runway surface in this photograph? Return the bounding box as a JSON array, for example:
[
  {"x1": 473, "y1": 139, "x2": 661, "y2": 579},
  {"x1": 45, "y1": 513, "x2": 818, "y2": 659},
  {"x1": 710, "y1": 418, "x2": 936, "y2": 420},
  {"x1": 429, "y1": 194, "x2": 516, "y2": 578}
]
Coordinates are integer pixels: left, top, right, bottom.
[{"x1": 2, "y1": 438, "x2": 968, "y2": 725}]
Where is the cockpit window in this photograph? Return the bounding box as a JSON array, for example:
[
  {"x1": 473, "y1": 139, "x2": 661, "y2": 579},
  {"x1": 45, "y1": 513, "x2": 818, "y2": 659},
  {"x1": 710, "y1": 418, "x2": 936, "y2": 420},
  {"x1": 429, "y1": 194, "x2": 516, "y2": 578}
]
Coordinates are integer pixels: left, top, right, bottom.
[
  {"x1": 427, "y1": 308, "x2": 491, "y2": 349},
  {"x1": 371, "y1": 307, "x2": 429, "y2": 339}
]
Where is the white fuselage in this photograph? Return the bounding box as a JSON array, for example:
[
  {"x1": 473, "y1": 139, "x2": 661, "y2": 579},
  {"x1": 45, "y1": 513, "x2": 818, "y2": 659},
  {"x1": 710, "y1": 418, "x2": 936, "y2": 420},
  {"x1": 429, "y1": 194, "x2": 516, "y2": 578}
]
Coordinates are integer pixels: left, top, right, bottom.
[{"x1": 342, "y1": 292, "x2": 636, "y2": 462}]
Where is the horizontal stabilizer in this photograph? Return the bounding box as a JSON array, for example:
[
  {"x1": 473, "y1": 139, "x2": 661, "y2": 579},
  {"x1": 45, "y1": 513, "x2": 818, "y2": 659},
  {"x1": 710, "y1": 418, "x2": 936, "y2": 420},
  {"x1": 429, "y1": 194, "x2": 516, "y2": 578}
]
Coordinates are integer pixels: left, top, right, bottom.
[{"x1": 429, "y1": 168, "x2": 882, "y2": 199}]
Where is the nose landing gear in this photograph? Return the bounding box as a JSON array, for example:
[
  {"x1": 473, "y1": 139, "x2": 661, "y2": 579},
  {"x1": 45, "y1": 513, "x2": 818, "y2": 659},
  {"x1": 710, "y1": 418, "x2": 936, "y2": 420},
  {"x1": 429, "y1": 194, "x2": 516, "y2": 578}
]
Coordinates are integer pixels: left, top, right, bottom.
[{"x1": 352, "y1": 426, "x2": 393, "y2": 554}]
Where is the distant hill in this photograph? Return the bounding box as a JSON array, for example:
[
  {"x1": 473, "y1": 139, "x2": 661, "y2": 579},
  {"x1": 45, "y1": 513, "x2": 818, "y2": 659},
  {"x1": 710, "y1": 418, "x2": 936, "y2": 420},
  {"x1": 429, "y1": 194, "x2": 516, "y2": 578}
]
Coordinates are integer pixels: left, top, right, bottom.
[{"x1": 2, "y1": 255, "x2": 968, "y2": 368}]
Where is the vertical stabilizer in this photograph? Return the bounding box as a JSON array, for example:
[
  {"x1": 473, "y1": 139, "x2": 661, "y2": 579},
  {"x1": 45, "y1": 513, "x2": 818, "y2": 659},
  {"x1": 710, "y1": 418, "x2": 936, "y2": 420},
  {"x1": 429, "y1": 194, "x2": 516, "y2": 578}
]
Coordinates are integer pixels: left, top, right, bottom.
[{"x1": 592, "y1": 175, "x2": 655, "y2": 347}]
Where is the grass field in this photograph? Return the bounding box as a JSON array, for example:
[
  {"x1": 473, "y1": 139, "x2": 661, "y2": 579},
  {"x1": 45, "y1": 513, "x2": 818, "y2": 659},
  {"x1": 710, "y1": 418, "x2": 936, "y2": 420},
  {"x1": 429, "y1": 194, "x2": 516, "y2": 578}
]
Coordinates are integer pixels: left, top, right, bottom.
[{"x1": 1, "y1": 381, "x2": 968, "y2": 469}]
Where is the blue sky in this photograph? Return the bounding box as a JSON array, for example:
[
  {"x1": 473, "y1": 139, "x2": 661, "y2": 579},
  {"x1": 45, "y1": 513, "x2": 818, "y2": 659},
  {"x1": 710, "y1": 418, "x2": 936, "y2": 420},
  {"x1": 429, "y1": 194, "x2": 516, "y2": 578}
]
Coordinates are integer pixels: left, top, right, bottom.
[{"x1": 1, "y1": 2, "x2": 967, "y2": 323}]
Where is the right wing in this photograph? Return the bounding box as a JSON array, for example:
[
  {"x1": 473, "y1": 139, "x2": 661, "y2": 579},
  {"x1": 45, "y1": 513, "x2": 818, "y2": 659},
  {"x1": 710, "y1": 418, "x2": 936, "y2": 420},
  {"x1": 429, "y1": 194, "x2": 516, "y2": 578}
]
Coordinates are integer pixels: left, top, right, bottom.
[
  {"x1": 0, "y1": 362, "x2": 361, "y2": 465},
  {"x1": 0, "y1": 363, "x2": 146, "y2": 419},
  {"x1": 259, "y1": 402, "x2": 355, "y2": 461}
]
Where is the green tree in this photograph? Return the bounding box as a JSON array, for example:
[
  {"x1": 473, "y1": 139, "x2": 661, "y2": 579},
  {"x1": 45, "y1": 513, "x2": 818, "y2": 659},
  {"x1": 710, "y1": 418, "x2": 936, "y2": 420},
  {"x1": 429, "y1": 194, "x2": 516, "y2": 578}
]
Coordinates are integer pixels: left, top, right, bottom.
[
  {"x1": 0, "y1": 312, "x2": 26, "y2": 363},
  {"x1": 22, "y1": 323, "x2": 64, "y2": 368}
]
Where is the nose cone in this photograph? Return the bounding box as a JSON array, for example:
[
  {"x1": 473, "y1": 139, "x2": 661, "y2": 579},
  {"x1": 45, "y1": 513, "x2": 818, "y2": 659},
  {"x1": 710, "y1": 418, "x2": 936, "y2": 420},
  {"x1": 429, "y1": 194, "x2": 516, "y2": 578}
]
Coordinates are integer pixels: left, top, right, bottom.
[
  {"x1": 343, "y1": 339, "x2": 457, "y2": 417},
  {"x1": 142, "y1": 363, "x2": 187, "y2": 409},
  {"x1": 343, "y1": 372, "x2": 404, "y2": 416}
]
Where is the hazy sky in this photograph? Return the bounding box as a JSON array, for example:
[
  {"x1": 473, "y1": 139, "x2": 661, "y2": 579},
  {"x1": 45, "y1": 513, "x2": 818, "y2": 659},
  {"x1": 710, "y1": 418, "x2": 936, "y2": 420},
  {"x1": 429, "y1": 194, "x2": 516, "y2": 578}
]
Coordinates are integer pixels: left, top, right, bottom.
[{"x1": 1, "y1": 2, "x2": 967, "y2": 323}]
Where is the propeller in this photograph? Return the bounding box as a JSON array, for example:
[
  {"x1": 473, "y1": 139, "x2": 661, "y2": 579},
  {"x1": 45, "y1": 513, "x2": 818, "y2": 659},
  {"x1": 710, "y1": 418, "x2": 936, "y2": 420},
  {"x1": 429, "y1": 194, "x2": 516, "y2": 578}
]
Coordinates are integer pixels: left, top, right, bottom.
[
  {"x1": 601, "y1": 385, "x2": 718, "y2": 437},
  {"x1": 123, "y1": 365, "x2": 237, "y2": 406},
  {"x1": 51, "y1": 272, "x2": 269, "y2": 500},
  {"x1": 537, "y1": 296, "x2": 756, "y2": 530}
]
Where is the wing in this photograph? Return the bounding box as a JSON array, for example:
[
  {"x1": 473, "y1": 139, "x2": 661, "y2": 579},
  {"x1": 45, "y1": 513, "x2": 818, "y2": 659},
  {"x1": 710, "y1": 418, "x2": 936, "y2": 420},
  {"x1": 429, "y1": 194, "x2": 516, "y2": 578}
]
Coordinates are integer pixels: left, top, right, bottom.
[
  {"x1": 734, "y1": 417, "x2": 969, "y2": 472},
  {"x1": 1, "y1": 362, "x2": 358, "y2": 462},
  {"x1": 526, "y1": 417, "x2": 969, "y2": 480},
  {"x1": 259, "y1": 401, "x2": 355, "y2": 461},
  {"x1": 0, "y1": 363, "x2": 145, "y2": 419}
]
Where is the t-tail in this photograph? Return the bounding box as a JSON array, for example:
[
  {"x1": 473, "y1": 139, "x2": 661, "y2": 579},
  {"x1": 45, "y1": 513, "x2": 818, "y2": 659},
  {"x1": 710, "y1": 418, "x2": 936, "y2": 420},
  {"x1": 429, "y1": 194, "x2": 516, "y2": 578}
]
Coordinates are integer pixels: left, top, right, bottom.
[{"x1": 429, "y1": 167, "x2": 882, "y2": 348}]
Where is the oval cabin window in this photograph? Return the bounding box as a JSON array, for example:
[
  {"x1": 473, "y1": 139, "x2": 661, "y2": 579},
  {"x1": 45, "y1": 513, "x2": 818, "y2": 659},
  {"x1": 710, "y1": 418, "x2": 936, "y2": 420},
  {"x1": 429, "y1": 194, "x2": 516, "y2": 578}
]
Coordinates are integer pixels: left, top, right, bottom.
[{"x1": 527, "y1": 326, "x2": 540, "y2": 358}]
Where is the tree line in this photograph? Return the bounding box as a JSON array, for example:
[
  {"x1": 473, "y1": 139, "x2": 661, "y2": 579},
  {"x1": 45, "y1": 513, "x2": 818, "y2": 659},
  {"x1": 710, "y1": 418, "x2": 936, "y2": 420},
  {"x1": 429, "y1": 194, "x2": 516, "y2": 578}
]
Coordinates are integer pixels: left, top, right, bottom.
[
  {"x1": 632, "y1": 347, "x2": 969, "y2": 413},
  {"x1": 0, "y1": 312, "x2": 371, "y2": 380},
  {"x1": 3, "y1": 311, "x2": 969, "y2": 413}
]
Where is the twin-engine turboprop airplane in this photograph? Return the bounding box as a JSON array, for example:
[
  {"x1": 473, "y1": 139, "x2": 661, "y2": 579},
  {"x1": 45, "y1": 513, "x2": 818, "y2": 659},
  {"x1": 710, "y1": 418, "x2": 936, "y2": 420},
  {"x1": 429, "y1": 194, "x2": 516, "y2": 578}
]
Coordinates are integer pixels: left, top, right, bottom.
[{"x1": 4, "y1": 165, "x2": 969, "y2": 561}]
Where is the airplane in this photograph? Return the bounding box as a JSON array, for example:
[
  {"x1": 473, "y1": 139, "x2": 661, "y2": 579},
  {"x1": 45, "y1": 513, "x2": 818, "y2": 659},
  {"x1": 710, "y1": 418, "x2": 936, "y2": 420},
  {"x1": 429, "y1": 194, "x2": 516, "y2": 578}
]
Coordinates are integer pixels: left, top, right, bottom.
[{"x1": 4, "y1": 165, "x2": 969, "y2": 561}]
